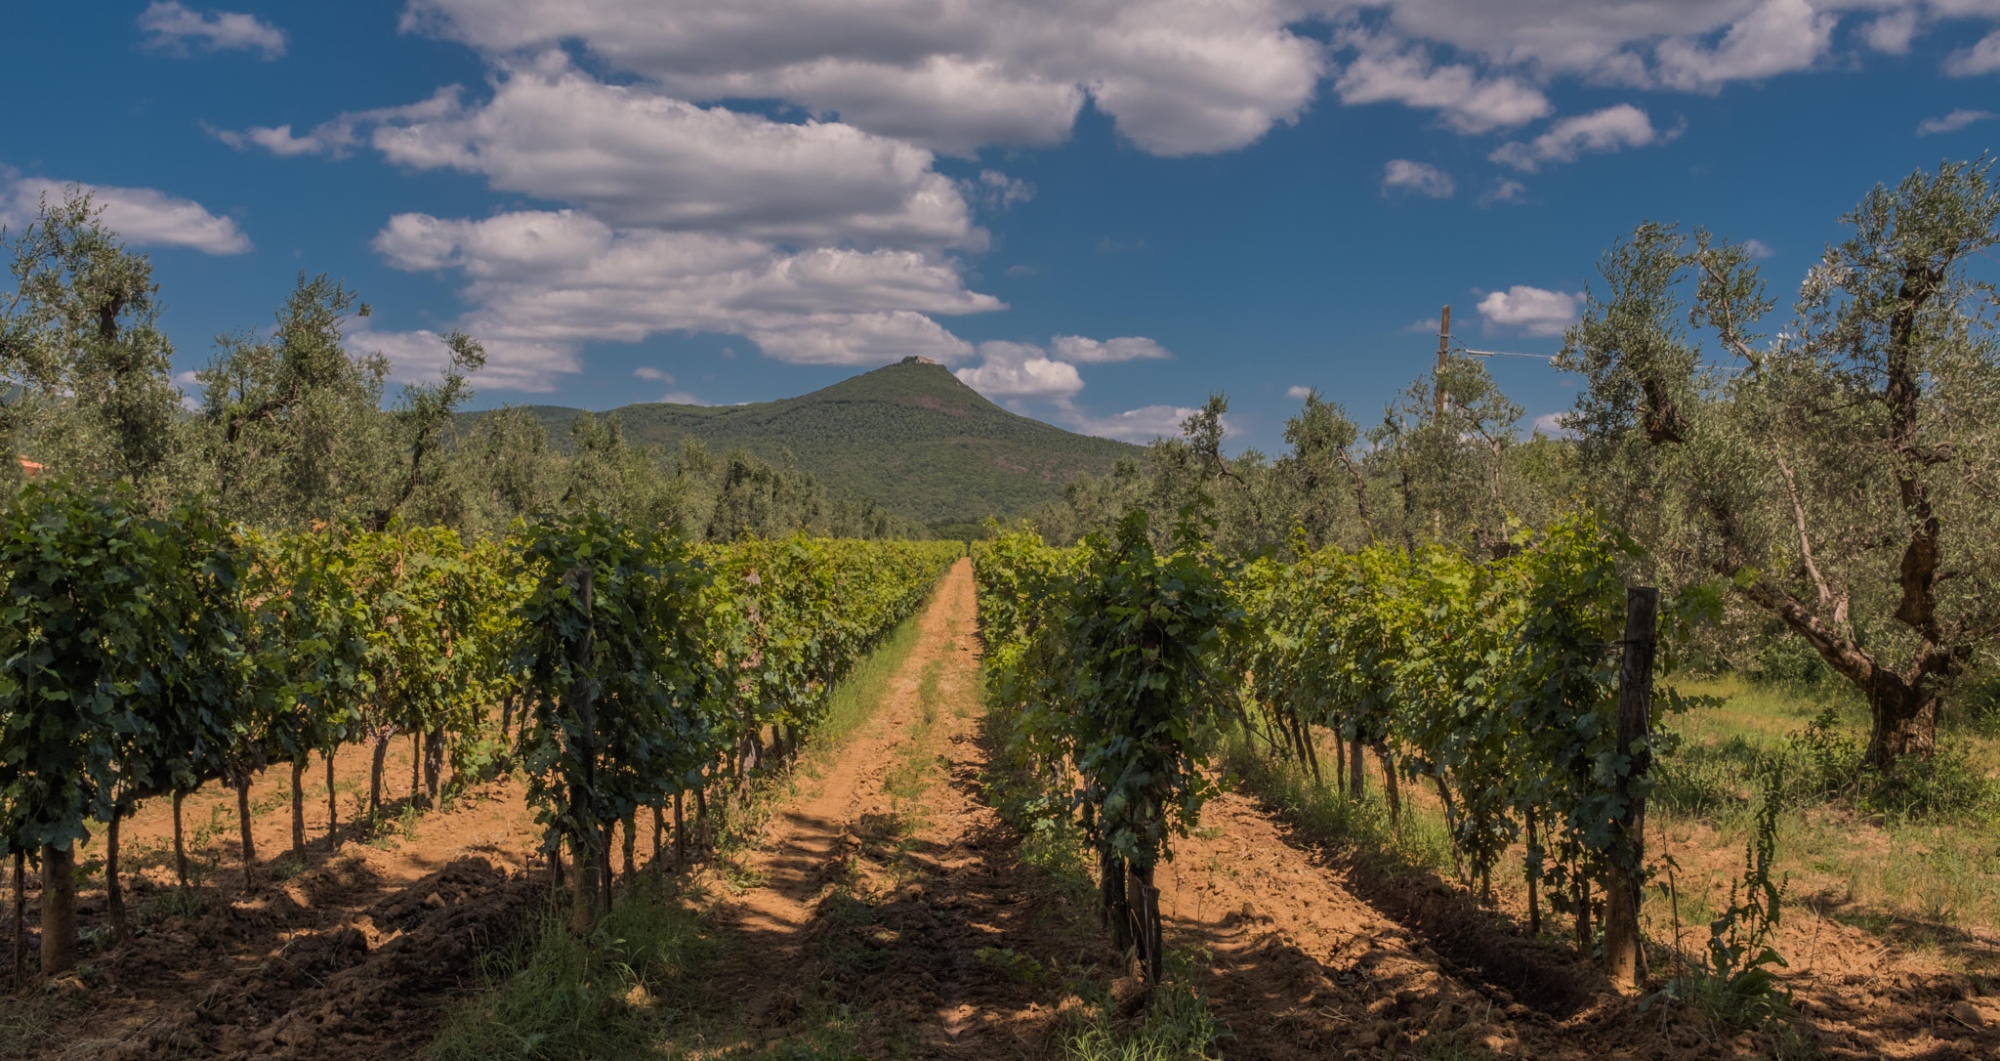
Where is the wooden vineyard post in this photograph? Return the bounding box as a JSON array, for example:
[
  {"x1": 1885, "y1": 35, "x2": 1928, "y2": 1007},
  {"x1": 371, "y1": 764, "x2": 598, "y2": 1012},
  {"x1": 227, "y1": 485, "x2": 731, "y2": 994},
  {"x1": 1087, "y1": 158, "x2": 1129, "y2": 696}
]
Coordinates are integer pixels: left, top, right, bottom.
[
  {"x1": 1604, "y1": 586, "x2": 1658, "y2": 989},
  {"x1": 325, "y1": 753, "x2": 339, "y2": 846},
  {"x1": 11, "y1": 851, "x2": 26, "y2": 984},
  {"x1": 566, "y1": 564, "x2": 601, "y2": 936},
  {"x1": 236, "y1": 769, "x2": 257, "y2": 894}
]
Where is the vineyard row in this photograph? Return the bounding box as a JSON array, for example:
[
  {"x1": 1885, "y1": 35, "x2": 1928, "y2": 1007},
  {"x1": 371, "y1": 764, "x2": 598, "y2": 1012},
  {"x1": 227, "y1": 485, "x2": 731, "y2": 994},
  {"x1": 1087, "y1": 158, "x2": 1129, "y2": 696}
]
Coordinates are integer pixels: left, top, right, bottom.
[
  {"x1": 0, "y1": 479, "x2": 961, "y2": 975},
  {"x1": 973, "y1": 511, "x2": 1693, "y2": 986}
]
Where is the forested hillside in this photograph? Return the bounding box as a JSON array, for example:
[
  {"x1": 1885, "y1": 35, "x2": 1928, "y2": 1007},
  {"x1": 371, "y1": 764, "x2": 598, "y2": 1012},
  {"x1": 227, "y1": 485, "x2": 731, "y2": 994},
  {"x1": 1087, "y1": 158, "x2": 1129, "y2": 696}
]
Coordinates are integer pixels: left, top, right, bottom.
[{"x1": 501, "y1": 358, "x2": 1143, "y2": 527}]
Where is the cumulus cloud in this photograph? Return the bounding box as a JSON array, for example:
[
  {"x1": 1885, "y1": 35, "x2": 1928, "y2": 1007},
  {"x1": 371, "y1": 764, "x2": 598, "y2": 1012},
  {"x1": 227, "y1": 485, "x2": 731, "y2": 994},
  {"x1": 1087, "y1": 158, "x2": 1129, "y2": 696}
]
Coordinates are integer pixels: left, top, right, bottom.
[
  {"x1": 955, "y1": 341, "x2": 1085, "y2": 399},
  {"x1": 0, "y1": 177, "x2": 251, "y2": 255},
  {"x1": 1946, "y1": 31, "x2": 2000, "y2": 77},
  {"x1": 1476, "y1": 285, "x2": 1582, "y2": 337},
  {"x1": 1744, "y1": 238, "x2": 1776, "y2": 258},
  {"x1": 1918, "y1": 108, "x2": 1997, "y2": 134},
  {"x1": 138, "y1": 2, "x2": 286, "y2": 59},
  {"x1": 1286, "y1": 384, "x2": 1313, "y2": 400},
  {"x1": 1333, "y1": 0, "x2": 1869, "y2": 89},
  {"x1": 210, "y1": 88, "x2": 463, "y2": 159},
  {"x1": 1381, "y1": 159, "x2": 1455, "y2": 198},
  {"x1": 1650, "y1": 0, "x2": 1835, "y2": 91},
  {"x1": 1050, "y1": 335, "x2": 1172, "y2": 363},
  {"x1": 369, "y1": 209, "x2": 1000, "y2": 389},
  {"x1": 233, "y1": 61, "x2": 979, "y2": 250},
  {"x1": 1480, "y1": 178, "x2": 1530, "y2": 206},
  {"x1": 970, "y1": 170, "x2": 1036, "y2": 211},
  {"x1": 348, "y1": 328, "x2": 578, "y2": 392},
  {"x1": 1054, "y1": 401, "x2": 1202, "y2": 443},
  {"x1": 634, "y1": 366, "x2": 674, "y2": 382},
  {"x1": 1334, "y1": 30, "x2": 1551, "y2": 133},
  {"x1": 1531, "y1": 412, "x2": 1576, "y2": 438},
  {"x1": 1490, "y1": 104, "x2": 1671, "y2": 172},
  {"x1": 1861, "y1": 9, "x2": 1920, "y2": 54},
  {"x1": 399, "y1": 0, "x2": 1324, "y2": 157}
]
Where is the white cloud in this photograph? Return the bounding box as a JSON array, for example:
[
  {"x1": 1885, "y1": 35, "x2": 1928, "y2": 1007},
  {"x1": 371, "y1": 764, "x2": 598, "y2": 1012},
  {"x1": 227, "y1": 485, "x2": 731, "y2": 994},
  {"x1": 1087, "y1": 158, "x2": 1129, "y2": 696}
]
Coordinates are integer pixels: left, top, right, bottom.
[
  {"x1": 1050, "y1": 335, "x2": 1172, "y2": 363},
  {"x1": 1531, "y1": 411, "x2": 1575, "y2": 438},
  {"x1": 634, "y1": 366, "x2": 674, "y2": 382},
  {"x1": 955, "y1": 341, "x2": 1085, "y2": 399},
  {"x1": 1490, "y1": 104, "x2": 1670, "y2": 172},
  {"x1": 138, "y1": 2, "x2": 286, "y2": 59},
  {"x1": 1381, "y1": 159, "x2": 1455, "y2": 198},
  {"x1": 1479, "y1": 178, "x2": 1529, "y2": 206},
  {"x1": 1338, "y1": 0, "x2": 1871, "y2": 89},
  {"x1": 239, "y1": 59, "x2": 978, "y2": 250},
  {"x1": 1054, "y1": 401, "x2": 1202, "y2": 443},
  {"x1": 399, "y1": 0, "x2": 1324, "y2": 157},
  {"x1": 0, "y1": 177, "x2": 251, "y2": 255},
  {"x1": 970, "y1": 170, "x2": 1036, "y2": 211},
  {"x1": 1401, "y1": 317, "x2": 1444, "y2": 334},
  {"x1": 1744, "y1": 238, "x2": 1776, "y2": 258},
  {"x1": 369, "y1": 209, "x2": 999, "y2": 389},
  {"x1": 1286, "y1": 384, "x2": 1313, "y2": 400},
  {"x1": 210, "y1": 87, "x2": 464, "y2": 159},
  {"x1": 1917, "y1": 108, "x2": 1997, "y2": 134},
  {"x1": 1946, "y1": 31, "x2": 2000, "y2": 76},
  {"x1": 1476, "y1": 285, "x2": 1582, "y2": 336},
  {"x1": 1861, "y1": 9, "x2": 1919, "y2": 54},
  {"x1": 1651, "y1": 0, "x2": 1835, "y2": 91},
  {"x1": 348, "y1": 328, "x2": 579, "y2": 392},
  {"x1": 657, "y1": 391, "x2": 706, "y2": 405},
  {"x1": 953, "y1": 333, "x2": 1170, "y2": 402},
  {"x1": 1334, "y1": 30, "x2": 1552, "y2": 133}
]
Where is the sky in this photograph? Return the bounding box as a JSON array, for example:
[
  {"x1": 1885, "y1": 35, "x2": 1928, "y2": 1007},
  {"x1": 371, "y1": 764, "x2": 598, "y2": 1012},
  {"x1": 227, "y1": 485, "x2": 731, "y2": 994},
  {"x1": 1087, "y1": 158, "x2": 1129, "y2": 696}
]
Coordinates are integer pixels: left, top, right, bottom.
[{"x1": 2, "y1": 1, "x2": 1996, "y2": 454}]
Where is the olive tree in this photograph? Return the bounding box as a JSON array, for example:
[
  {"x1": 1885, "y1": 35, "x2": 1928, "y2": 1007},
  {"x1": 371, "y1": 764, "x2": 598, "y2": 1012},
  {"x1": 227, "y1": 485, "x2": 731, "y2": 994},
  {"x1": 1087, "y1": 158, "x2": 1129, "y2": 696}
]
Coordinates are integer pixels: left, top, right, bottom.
[
  {"x1": 0, "y1": 188, "x2": 184, "y2": 501},
  {"x1": 1368, "y1": 357, "x2": 1526, "y2": 555},
  {"x1": 1562, "y1": 159, "x2": 2000, "y2": 770},
  {"x1": 196, "y1": 275, "x2": 394, "y2": 527}
]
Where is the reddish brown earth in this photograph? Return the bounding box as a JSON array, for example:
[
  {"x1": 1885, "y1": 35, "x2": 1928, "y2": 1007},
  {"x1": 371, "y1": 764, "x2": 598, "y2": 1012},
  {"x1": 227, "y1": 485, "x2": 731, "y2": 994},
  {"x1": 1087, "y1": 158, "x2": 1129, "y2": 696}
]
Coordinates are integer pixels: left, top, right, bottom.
[{"x1": 6, "y1": 557, "x2": 1996, "y2": 1059}]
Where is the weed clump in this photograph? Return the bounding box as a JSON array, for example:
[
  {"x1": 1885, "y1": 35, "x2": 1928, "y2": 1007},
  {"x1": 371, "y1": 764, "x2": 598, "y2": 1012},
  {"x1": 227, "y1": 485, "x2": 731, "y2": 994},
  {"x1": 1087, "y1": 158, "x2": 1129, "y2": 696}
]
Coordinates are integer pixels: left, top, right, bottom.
[{"x1": 430, "y1": 887, "x2": 709, "y2": 1061}]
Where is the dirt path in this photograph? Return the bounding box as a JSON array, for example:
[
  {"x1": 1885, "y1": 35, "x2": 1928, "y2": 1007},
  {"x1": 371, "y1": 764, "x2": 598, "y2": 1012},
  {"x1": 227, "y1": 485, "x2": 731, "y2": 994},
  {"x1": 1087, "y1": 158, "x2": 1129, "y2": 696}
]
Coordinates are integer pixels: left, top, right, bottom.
[{"x1": 704, "y1": 558, "x2": 1101, "y2": 1059}]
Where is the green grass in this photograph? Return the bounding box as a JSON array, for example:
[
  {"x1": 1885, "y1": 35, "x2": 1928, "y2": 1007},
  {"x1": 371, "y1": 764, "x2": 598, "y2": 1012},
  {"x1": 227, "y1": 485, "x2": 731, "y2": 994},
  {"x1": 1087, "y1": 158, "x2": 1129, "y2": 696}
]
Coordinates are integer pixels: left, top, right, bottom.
[
  {"x1": 807, "y1": 607, "x2": 930, "y2": 762},
  {"x1": 1217, "y1": 725, "x2": 1455, "y2": 883},
  {"x1": 0, "y1": 994, "x2": 60, "y2": 1058},
  {"x1": 1055, "y1": 951, "x2": 1225, "y2": 1061},
  {"x1": 430, "y1": 886, "x2": 712, "y2": 1061},
  {"x1": 1656, "y1": 676, "x2": 2000, "y2": 956}
]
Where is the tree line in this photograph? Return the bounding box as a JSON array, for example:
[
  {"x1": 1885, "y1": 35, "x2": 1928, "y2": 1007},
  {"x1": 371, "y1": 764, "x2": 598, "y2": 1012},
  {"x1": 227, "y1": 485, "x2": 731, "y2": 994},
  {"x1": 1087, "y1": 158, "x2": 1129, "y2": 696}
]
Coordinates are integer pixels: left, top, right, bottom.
[{"x1": 0, "y1": 188, "x2": 920, "y2": 544}]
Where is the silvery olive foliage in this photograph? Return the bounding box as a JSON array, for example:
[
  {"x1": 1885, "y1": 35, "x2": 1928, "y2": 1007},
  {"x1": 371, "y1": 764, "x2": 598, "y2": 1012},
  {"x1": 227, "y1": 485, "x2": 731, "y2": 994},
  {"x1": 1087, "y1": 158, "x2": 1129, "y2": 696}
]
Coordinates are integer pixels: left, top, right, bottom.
[{"x1": 1560, "y1": 159, "x2": 2000, "y2": 768}]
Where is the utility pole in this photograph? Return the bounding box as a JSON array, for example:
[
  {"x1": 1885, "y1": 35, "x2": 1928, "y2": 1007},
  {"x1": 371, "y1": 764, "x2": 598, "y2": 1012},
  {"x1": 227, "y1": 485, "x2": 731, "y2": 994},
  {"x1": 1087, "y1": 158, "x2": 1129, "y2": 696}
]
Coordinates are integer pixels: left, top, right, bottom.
[{"x1": 1435, "y1": 305, "x2": 1452, "y2": 415}]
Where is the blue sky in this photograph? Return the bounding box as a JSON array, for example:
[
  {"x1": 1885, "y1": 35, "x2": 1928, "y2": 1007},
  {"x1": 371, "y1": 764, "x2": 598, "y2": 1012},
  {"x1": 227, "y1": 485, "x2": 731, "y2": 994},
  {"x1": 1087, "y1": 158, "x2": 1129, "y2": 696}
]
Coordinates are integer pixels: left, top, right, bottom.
[{"x1": 2, "y1": 1, "x2": 1996, "y2": 453}]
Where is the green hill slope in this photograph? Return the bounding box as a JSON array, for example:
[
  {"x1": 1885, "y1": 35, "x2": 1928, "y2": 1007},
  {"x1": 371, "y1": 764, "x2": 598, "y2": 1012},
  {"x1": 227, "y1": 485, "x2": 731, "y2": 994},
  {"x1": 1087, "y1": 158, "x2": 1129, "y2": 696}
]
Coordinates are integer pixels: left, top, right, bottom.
[{"x1": 503, "y1": 357, "x2": 1144, "y2": 525}]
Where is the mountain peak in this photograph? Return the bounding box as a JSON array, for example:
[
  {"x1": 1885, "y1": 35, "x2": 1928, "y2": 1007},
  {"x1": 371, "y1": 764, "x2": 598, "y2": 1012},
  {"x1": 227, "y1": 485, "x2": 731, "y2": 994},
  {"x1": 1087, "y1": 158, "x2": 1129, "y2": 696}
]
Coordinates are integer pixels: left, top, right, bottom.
[{"x1": 501, "y1": 361, "x2": 1140, "y2": 526}]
